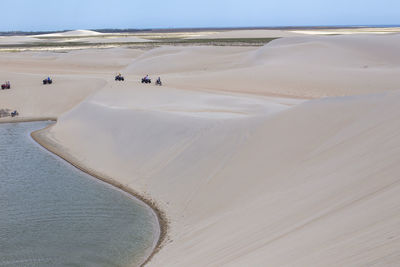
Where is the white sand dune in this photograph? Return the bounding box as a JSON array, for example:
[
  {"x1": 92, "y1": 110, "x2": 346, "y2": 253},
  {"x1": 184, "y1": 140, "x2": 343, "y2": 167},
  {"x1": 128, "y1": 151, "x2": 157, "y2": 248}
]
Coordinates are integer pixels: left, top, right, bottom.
[
  {"x1": 33, "y1": 30, "x2": 150, "y2": 44},
  {"x1": 191, "y1": 29, "x2": 306, "y2": 39},
  {"x1": 35, "y1": 29, "x2": 102, "y2": 37},
  {"x1": 45, "y1": 35, "x2": 151, "y2": 44},
  {"x1": 2, "y1": 30, "x2": 400, "y2": 266},
  {"x1": 192, "y1": 28, "x2": 400, "y2": 39},
  {"x1": 41, "y1": 88, "x2": 400, "y2": 266},
  {"x1": 124, "y1": 34, "x2": 400, "y2": 98},
  {"x1": 0, "y1": 31, "x2": 150, "y2": 51},
  {"x1": 0, "y1": 35, "x2": 43, "y2": 44},
  {"x1": 292, "y1": 27, "x2": 400, "y2": 35},
  {"x1": 83, "y1": 36, "x2": 150, "y2": 43},
  {"x1": 0, "y1": 48, "x2": 145, "y2": 118},
  {"x1": 124, "y1": 46, "x2": 255, "y2": 74},
  {"x1": 0, "y1": 72, "x2": 105, "y2": 118}
]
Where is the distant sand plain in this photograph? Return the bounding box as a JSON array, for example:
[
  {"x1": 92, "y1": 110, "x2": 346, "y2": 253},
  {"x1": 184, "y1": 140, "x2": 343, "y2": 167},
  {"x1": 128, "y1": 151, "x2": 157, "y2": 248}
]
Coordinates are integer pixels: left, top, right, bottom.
[{"x1": 1, "y1": 28, "x2": 400, "y2": 266}]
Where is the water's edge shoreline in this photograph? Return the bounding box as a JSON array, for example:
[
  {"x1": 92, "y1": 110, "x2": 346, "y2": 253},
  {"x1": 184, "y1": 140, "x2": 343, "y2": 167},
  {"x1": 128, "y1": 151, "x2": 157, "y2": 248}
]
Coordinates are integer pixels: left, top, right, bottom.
[
  {"x1": 1, "y1": 118, "x2": 167, "y2": 267},
  {"x1": 0, "y1": 117, "x2": 57, "y2": 124}
]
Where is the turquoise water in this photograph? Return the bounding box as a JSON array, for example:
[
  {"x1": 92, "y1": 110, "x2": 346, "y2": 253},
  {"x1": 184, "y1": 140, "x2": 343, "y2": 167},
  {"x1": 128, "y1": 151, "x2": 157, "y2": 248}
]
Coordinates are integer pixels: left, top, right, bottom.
[{"x1": 0, "y1": 122, "x2": 159, "y2": 266}]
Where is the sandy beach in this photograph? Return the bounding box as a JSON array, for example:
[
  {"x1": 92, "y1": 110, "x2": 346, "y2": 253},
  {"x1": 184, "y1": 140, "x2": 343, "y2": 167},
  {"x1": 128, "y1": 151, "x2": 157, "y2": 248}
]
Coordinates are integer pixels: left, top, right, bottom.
[{"x1": 2, "y1": 28, "x2": 400, "y2": 266}]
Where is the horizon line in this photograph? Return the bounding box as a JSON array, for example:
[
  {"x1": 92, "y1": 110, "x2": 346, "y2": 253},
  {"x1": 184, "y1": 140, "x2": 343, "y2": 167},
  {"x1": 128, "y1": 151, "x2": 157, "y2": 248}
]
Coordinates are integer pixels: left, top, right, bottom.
[{"x1": 1, "y1": 24, "x2": 399, "y2": 34}]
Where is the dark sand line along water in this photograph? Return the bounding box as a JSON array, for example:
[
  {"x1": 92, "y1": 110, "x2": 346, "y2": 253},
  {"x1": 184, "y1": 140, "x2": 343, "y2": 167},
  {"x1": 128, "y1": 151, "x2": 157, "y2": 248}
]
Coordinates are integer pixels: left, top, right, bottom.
[
  {"x1": 0, "y1": 121, "x2": 164, "y2": 266},
  {"x1": 0, "y1": 117, "x2": 57, "y2": 124},
  {"x1": 30, "y1": 123, "x2": 168, "y2": 267}
]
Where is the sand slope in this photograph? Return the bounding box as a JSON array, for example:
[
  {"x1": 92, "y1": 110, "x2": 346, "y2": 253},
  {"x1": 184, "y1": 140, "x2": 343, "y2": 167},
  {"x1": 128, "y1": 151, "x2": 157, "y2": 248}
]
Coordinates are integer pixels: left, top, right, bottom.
[
  {"x1": 42, "y1": 89, "x2": 400, "y2": 266},
  {"x1": 0, "y1": 48, "x2": 147, "y2": 119},
  {"x1": 0, "y1": 72, "x2": 105, "y2": 118},
  {"x1": 123, "y1": 34, "x2": 400, "y2": 98}
]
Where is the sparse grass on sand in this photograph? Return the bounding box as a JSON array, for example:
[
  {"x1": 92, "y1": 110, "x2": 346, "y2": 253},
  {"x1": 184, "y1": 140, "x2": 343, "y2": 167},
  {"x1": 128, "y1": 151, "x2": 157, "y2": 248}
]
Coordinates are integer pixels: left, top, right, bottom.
[{"x1": 0, "y1": 38, "x2": 278, "y2": 52}]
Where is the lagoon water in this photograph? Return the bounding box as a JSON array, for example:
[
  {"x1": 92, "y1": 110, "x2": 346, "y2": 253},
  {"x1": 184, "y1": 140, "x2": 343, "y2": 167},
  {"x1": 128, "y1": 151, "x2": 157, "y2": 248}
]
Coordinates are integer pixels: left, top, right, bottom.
[{"x1": 0, "y1": 122, "x2": 159, "y2": 266}]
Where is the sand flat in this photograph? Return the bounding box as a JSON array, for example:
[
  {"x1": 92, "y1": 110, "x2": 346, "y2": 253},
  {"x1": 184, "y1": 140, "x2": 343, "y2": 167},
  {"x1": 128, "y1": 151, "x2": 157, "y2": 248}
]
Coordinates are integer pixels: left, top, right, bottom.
[{"x1": 2, "y1": 29, "x2": 400, "y2": 266}]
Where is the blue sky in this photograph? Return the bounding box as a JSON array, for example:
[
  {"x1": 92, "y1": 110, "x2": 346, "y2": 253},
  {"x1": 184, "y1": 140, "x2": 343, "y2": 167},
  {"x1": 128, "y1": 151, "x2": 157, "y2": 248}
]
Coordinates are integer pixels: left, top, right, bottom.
[{"x1": 1, "y1": 0, "x2": 399, "y2": 31}]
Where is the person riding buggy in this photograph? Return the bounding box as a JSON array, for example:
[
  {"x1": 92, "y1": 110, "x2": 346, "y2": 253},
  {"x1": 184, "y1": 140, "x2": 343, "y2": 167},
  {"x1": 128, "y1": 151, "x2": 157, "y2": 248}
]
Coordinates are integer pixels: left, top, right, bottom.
[
  {"x1": 1, "y1": 81, "x2": 10, "y2": 90},
  {"x1": 141, "y1": 75, "x2": 151, "y2": 84},
  {"x1": 11, "y1": 110, "x2": 19, "y2": 117},
  {"x1": 156, "y1": 77, "x2": 162, "y2": 86},
  {"x1": 43, "y1": 77, "x2": 52, "y2": 85},
  {"x1": 115, "y1": 73, "x2": 124, "y2": 81}
]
